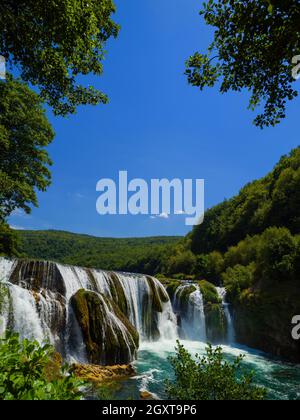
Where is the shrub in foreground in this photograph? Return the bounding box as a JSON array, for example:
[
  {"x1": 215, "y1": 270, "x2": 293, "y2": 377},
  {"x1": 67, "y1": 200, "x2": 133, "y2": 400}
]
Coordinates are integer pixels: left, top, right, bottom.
[
  {"x1": 165, "y1": 342, "x2": 266, "y2": 400},
  {"x1": 0, "y1": 333, "x2": 84, "y2": 400}
]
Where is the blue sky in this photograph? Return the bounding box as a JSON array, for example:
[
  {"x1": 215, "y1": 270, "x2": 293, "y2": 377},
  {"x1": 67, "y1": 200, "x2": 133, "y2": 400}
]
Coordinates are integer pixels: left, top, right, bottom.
[{"x1": 9, "y1": 0, "x2": 300, "y2": 237}]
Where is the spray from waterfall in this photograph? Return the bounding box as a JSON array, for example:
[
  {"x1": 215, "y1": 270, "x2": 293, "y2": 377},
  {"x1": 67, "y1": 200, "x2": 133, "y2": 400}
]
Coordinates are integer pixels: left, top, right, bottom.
[
  {"x1": 174, "y1": 283, "x2": 207, "y2": 342},
  {"x1": 216, "y1": 287, "x2": 235, "y2": 344}
]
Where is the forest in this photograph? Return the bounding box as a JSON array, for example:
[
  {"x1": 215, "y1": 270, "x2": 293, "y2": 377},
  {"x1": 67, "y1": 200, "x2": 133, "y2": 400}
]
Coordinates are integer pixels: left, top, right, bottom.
[{"x1": 14, "y1": 230, "x2": 180, "y2": 274}]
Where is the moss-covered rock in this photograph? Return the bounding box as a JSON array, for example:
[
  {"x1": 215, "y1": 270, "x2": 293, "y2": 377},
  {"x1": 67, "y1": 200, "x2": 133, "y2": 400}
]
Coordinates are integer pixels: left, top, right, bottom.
[
  {"x1": 0, "y1": 283, "x2": 9, "y2": 315},
  {"x1": 70, "y1": 289, "x2": 139, "y2": 366},
  {"x1": 174, "y1": 284, "x2": 197, "y2": 315},
  {"x1": 205, "y1": 303, "x2": 227, "y2": 343},
  {"x1": 107, "y1": 272, "x2": 130, "y2": 317},
  {"x1": 198, "y1": 280, "x2": 221, "y2": 305},
  {"x1": 85, "y1": 269, "x2": 99, "y2": 292},
  {"x1": 198, "y1": 280, "x2": 227, "y2": 343},
  {"x1": 165, "y1": 281, "x2": 196, "y2": 308},
  {"x1": 179, "y1": 285, "x2": 196, "y2": 305},
  {"x1": 164, "y1": 280, "x2": 181, "y2": 299},
  {"x1": 139, "y1": 276, "x2": 170, "y2": 341},
  {"x1": 146, "y1": 276, "x2": 169, "y2": 312}
]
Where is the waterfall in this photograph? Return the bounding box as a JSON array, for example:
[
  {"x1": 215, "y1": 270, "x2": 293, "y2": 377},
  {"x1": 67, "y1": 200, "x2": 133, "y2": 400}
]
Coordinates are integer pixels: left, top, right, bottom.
[
  {"x1": 157, "y1": 300, "x2": 178, "y2": 341},
  {"x1": 0, "y1": 257, "x2": 178, "y2": 364},
  {"x1": 0, "y1": 258, "x2": 14, "y2": 282},
  {"x1": 8, "y1": 284, "x2": 45, "y2": 343},
  {"x1": 189, "y1": 285, "x2": 207, "y2": 342},
  {"x1": 174, "y1": 283, "x2": 207, "y2": 342},
  {"x1": 216, "y1": 287, "x2": 235, "y2": 344}
]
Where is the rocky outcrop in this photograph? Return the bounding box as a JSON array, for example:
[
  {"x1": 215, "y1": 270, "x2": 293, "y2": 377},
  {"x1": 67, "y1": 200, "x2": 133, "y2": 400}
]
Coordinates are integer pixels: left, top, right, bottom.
[
  {"x1": 73, "y1": 363, "x2": 136, "y2": 383},
  {"x1": 140, "y1": 390, "x2": 156, "y2": 400},
  {"x1": 198, "y1": 281, "x2": 227, "y2": 343},
  {"x1": 205, "y1": 303, "x2": 227, "y2": 343},
  {"x1": 70, "y1": 289, "x2": 139, "y2": 365},
  {"x1": 10, "y1": 260, "x2": 66, "y2": 297}
]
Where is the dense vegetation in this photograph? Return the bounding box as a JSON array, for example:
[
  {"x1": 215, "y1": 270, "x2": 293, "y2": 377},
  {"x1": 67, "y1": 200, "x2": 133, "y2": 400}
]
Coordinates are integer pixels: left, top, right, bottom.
[
  {"x1": 165, "y1": 342, "x2": 266, "y2": 400},
  {"x1": 186, "y1": 0, "x2": 300, "y2": 128},
  {"x1": 188, "y1": 147, "x2": 300, "y2": 256},
  {"x1": 16, "y1": 230, "x2": 181, "y2": 274},
  {"x1": 0, "y1": 0, "x2": 119, "y2": 116},
  {"x1": 0, "y1": 333, "x2": 84, "y2": 400},
  {"x1": 0, "y1": 222, "x2": 18, "y2": 257},
  {"x1": 0, "y1": 76, "x2": 54, "y2": 224}
]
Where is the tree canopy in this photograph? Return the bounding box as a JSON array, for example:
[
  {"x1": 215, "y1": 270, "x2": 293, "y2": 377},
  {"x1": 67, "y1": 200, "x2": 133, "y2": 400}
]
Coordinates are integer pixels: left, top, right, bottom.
[
  {"x1": 0, "y1": 76, "x2": 54, "y2": 221},
  {"x1": 188, "y1": 147, "x2": 300, "y2": 255},
  {"x1": 0, "y1": 0, "x2": 119, "y2": 115},
  {"x1": 186, "y1": 0, "x2": 300, "y2": 128}
]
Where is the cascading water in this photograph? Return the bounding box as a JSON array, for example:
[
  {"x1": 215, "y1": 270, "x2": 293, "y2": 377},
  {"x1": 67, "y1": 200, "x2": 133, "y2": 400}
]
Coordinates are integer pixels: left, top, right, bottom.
[
  {"x1": 0, "y1": 257, "x2": 178, "y2": 365},
  {"x1": 8, "y1": 284, "x2": 45, "y2": 343},
  {"x1": 157, "y1": 300, "x2": 178, "y2": 341},
  {"x1": 174, "y1": 283, "x2": 207, "y2": 342},
  {"x1": 189, "y1": 285, "x2": 207, "y2": 342},
  {"x1": 216, "y1": 287, "x2": 235, "y2": 344}
]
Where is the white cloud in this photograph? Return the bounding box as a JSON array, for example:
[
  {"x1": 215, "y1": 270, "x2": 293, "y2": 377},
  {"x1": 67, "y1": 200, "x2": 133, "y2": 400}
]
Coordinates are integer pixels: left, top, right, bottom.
[
  {"x1": 150, "y1": 212, "x2": 169, "y2": 220},
  {"x1": 158, "y1": 212, "x2": 169, "y2": 219},
  {"x1": 10, "y1": 225, "x2": 25, "y2": 230}
]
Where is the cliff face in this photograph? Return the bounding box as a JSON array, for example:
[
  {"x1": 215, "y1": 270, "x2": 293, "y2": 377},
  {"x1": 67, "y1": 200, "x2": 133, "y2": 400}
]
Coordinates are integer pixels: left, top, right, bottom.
[{"x1": 230, "y1": 283, "x2": 300, "y2": 362}]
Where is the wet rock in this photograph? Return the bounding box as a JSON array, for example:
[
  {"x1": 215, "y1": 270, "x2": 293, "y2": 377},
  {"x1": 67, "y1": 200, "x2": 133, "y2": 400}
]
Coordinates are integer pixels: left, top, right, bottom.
[
  {"x1": 73, "y1": 363, "x2": 136, "y2": 382},
  {"x1": 71, "y1": 289, "x2": 139, "y2": 365},
  {"x1": 140, "y1": 390, "x2": 155, "y2": 400}
]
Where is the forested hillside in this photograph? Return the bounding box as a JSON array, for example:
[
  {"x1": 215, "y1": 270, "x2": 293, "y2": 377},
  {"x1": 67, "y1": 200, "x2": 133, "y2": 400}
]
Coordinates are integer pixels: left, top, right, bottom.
[
  {"x1": 188, "y1": 147, "x2": 300, "y2": 254},
  {"x1": 16, "y1": 230, "x2": 180, "y2": 274}
]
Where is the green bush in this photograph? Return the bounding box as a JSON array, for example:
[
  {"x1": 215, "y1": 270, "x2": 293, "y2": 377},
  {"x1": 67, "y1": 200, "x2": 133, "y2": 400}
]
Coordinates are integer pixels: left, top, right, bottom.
[
  {"x1": 256, "y1": 227, "x2": 297, "y2": 283},
  {"x1": 165, "y1": 342, "x2": 266, "y2": 400},
  {"x1": 222, "y1": 263, "x2": 256, "y2": 302},
  {"x1": 194, "y1": 252, "x2": 224, "y2": 284},
  {"x1": 224, "y1": 235, "x2": 260, "y2": 269},
  {"x1": 166, "y1": 251, "x2": 197, "y2": 276},
  {"x1": 0, "y1": 333, "x2": 84, "y2": 400}
]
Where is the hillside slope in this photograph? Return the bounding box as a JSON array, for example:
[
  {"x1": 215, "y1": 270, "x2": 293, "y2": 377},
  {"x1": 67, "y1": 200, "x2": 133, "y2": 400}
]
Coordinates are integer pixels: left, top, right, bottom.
[
  {"x1": 17, "y1": 230, "x2": 180, "y2": 274},
  {"x1": 188, "y1": 147, "x2": 300, "y2": 254}
]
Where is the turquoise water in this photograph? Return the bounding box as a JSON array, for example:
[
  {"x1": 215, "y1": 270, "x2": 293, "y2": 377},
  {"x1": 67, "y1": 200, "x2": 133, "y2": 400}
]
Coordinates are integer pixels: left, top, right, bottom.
[{"x1": 115, "y1": 340, "x2": 300, "y2": 400}]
